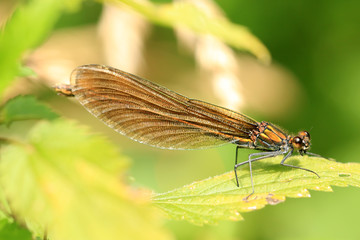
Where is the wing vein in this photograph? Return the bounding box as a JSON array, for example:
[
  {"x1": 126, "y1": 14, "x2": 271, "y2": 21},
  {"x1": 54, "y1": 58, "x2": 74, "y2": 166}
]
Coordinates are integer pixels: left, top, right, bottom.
[{"x1": 70, "y1": 64, "x2": 259, "y2": 149}]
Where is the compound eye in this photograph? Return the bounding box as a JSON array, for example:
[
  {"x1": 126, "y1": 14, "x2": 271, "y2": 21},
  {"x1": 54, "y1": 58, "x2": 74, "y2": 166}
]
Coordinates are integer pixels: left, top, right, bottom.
[
  {"x1": 299, "y1": 131, "x2": 310, "y2": 140},
  {"x1": 303, "y1": 131, "x2": 310, "y2": 139},
  {"x1": 292, "y1": 136, "x2": 302, "y2": 149}
]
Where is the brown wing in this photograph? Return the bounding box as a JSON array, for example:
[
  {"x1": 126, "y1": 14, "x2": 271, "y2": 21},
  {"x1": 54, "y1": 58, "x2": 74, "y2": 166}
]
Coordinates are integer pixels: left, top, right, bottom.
[{"x1": 70, "y1": 64, "x2": 258, "y2": 150}]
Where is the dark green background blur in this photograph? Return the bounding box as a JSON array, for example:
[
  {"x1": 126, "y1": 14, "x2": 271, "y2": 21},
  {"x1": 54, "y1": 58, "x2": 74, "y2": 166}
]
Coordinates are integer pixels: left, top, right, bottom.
[{"x1": 7, "y1": 0, "x2": 360, "y2": 239}]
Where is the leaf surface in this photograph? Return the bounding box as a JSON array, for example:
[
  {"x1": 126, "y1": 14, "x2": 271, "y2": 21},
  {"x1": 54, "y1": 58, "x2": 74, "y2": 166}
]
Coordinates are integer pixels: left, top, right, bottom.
[
  {"x1": 0, "y1": 95, "x2": 59, "y2": 125},
  {"x1": 153, "y1": 156, "x2": 360, "y2": 225}
]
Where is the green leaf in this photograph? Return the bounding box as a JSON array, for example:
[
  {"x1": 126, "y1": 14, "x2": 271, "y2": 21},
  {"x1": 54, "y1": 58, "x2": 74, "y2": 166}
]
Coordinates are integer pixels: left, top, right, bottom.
[
  {"x1": 113, "y1": 0, "x2": 270, "y2": 63},
  {"x1": 0, "y1": 95, "x2": 59, "y2": 125},
  {"x1": 0, "y1": 120, "x2": 171, "y2": 240},
  {"x1": 0, "y1": 0, "x2": 82, "y2": 96},
  {"x1": 0, "y1": 219, "x2": 32, "y2": 240},
  {"x1": 152, "y1": 156, "x2": 360, "y2": 225}
]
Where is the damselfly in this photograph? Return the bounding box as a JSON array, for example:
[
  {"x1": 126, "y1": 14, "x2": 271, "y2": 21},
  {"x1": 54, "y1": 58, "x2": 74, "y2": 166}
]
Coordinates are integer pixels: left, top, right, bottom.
[{"x1": 55, "y1": 64, "x2": 322, "y2": 195}]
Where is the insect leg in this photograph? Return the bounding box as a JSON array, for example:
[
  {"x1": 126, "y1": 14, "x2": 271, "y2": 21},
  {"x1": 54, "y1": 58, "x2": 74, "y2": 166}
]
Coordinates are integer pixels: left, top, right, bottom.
[
  {"x1": 280, "y1": 150, "x2": 320, "y2": 178},
  {"x1": 305, "y1": 151, "x2": 332, "y2": 160},
  {"x1": 234, "y1": 150, "x2": 284, "y2": 195}
]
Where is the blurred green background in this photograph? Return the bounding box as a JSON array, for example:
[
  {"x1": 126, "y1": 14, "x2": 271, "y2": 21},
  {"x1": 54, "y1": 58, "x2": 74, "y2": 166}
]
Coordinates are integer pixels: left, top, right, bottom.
[{"x1": 2, "y1": 0, "x2": 360, "y2": 239}]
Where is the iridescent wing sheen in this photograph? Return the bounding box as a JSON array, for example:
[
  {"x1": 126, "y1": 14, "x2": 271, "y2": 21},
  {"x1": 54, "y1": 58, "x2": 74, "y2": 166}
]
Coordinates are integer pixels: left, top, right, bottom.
[{"x1": 70, "y1": 64, "x2": 259, "y2": 150}]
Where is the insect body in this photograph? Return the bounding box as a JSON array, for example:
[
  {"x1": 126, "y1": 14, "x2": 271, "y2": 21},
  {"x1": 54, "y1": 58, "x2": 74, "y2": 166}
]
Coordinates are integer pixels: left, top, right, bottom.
[{"x1": 56, "y1": 64, "x2": 321, "y2": 195}]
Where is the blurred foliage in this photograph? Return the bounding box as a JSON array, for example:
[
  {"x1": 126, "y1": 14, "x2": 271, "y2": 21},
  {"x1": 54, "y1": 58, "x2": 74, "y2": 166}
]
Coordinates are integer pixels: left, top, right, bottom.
[
  {"x1": 109, "y1": 0, "x2": 271, "y2": 63},
  {"x1": 0, "y1": 219, "x2": 32, "y2": 240},
  {"x1": 0, "y1": 95, "x2": 58, "y2": 125},
  {"x1": 1, "y1": 0, "x2": 360, "y2": 240},
  {"x1": 0, "y1": 101, "x2": 171, "y2": 240},
  {"x1": 0, "y1": 0, "x2": 82, "y2": 96}
]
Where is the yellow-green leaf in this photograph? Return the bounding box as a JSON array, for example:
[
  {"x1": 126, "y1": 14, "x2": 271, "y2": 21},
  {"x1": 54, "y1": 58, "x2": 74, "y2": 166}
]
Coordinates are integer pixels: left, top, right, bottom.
[
  {"x1": 0, "y1": 120, "x2": 171, "y2": 240},
  {"x1": 153, "y1": 156, "x2": 360, "y2": 225}
]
